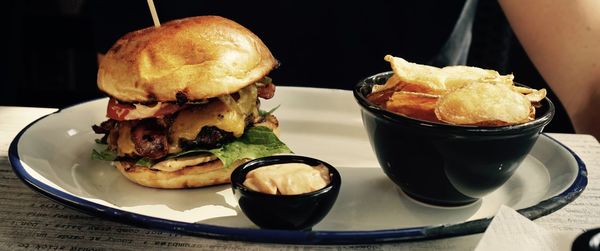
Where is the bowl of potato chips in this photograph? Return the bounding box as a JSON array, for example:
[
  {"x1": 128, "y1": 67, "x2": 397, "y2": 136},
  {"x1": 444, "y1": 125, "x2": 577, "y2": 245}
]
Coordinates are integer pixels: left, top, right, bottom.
[{"x1": 353, "y1": 55, "x2": 554, "y2": 206}]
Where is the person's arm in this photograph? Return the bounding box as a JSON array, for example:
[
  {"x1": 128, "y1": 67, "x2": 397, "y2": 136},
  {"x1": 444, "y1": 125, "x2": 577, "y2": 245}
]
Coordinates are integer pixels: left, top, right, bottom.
[{"x1": 499, "y1": 0, "x2": 600, "y2": 139}]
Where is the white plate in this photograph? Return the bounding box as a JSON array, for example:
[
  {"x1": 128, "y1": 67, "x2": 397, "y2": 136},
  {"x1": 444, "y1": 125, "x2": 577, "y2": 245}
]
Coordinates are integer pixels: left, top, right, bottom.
[{"x1": 9, "y1": 87, "x2": 587, "y2": 244}]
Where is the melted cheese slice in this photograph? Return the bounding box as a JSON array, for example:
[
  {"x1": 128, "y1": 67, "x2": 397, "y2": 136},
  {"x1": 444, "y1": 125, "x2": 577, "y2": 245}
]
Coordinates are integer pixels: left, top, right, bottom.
[
  {"x1": 169, "y1": 101, "x2": 245, "y2": 153},
  {"x1": 168, "y1": 85, "x2": 258, "y2": 153},
  {"x1": 243, "y1": 163, "x2": 331, "y2": 195},
  {"x1": 117, "y1": 123, "x2": 137, "y2": 156}
]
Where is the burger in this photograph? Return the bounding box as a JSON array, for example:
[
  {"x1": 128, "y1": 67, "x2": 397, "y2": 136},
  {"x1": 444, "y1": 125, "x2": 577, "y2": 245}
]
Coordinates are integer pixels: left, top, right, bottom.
[{"x1": 91, "y1": 16, "x2": 291, "y2": 189}]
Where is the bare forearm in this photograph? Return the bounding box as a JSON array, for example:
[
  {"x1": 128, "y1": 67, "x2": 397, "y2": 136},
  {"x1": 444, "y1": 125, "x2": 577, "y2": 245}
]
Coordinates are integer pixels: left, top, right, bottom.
[{"x1": 499, "y1": 0, "x2": 600, "y2": 138}]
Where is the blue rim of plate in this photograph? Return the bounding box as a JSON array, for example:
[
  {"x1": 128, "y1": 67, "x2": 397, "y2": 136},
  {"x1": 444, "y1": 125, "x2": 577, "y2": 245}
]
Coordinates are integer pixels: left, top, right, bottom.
[{"x1": 8, "y1": 110, "x2": 588, "y2": 245}]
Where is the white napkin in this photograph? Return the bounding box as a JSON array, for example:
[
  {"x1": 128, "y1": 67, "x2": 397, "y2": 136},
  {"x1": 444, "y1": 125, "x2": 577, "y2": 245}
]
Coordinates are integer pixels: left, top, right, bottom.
[{"x1": 474, "y1": 205, "x2": 579, "y2": 251}]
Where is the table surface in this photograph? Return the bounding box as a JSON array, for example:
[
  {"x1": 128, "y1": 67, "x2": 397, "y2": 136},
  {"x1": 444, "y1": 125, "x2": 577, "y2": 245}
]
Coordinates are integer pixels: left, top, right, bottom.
[{"x1": 1, "y1": 106, "x2": 599, "y2": 251}]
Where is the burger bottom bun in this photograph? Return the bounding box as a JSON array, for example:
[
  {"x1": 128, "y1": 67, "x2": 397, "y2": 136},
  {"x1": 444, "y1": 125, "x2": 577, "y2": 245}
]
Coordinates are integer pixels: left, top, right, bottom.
[{"x1": 115, "y1": 159, "x2": 248, "y2": 189}]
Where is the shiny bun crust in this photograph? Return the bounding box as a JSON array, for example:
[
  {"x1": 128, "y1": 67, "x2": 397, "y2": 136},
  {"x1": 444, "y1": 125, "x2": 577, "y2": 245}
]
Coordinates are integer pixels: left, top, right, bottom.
[
  {"x1": 115, "y1": 159, "x2": 248, "y2": 189},
  {"x1": 98, "y1": 16, "x2": 277, "y2": 102}
]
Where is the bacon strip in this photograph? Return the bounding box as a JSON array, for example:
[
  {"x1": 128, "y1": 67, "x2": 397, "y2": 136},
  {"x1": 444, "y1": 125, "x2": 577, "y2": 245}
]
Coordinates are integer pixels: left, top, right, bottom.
[
  {"x1": 130, "y1": 121, "x2": 168, "y2": 160},
  {"x1": 92, "y1": 119, "x2": 117, "y2": 134},
  {"x1": 258, "y1": 83, "x2": 276, "y2": 99}
]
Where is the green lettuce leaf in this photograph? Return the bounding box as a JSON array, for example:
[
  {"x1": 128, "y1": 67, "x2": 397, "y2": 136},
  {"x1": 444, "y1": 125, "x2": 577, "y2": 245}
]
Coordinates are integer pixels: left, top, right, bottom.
[
  {"x1": 135, "y1": 157, "x2": 154, "y2": 167},
  {"x1": 258, "y1": 104, "x2": 281, "y2": 116},
  {"x1": 91, "y1": 147, "x2": 117, "y2": 161},
  {"x1": 255, "y1": 76, "x2": 272, "y2": 86},
  {"x1": 209, "y1": 126, "x2": 292, "y2": 168}
]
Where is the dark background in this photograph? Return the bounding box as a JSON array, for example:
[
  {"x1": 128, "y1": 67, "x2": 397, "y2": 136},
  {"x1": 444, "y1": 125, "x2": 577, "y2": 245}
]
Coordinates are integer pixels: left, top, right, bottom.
[{"x1": 1, "y1": 0, "x2": 574, "y2": 133}]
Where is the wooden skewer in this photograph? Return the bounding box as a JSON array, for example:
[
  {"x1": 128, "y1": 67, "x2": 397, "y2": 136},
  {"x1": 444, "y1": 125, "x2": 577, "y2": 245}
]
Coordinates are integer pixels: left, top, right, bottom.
[{"x1": 146, "y1": 0, "x2": 161, "y2": 27}]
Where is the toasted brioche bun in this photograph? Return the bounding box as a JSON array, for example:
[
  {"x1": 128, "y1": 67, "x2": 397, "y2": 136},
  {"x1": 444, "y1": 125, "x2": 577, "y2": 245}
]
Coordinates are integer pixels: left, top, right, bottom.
[
  {"x1": 115, "y1": 159, "x2": 248, "y2": 189},
  {"x1": 98, "y1": 16, "x2": 277, "y2": 103}
]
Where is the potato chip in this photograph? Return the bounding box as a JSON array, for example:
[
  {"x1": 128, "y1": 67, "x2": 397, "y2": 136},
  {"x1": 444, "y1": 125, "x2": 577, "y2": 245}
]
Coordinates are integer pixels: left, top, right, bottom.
[
  {"x1": 526, "y1": 89, "x2": 547, "y2": 103},
  {"x1": 367, "y1": 86, "x2": 396, "y2": 107},
  {"x1": 369, "y1": 55, "x2": 546, "y2": 126},
  {"x1": 384, "y1": 55, "x2": 514, "y2": 94},
  {"x1": 512, "y1": 86, "x2": 547, "y2": 102},
  {"x1": 372, "y1": 74, "x2": 401, "y2": 93},
  {"x1": 385, "y1": 91, "x2": 440, "y2": 122},
  {"x1": 434, "y1": 82, "x2": 533, "y2": 126},
  {"x1": 369, "y1": 74, "x2": 439, "y2": 106}
]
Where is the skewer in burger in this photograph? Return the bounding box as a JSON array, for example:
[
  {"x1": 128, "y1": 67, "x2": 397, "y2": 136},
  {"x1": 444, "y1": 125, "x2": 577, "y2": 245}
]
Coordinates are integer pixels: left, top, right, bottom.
[{"x1": 91, "y1": 16, "x2": 291, "y2": 189}]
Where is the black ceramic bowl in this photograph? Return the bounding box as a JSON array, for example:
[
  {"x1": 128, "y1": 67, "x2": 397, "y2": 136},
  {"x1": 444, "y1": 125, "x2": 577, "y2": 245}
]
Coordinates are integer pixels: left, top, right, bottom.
[
  {"x1": 354, "y1": 71, "x2": 555, "y2": 206},
  {"x1": 230, "y1": 155, "x2": 341, "y2": 230}
]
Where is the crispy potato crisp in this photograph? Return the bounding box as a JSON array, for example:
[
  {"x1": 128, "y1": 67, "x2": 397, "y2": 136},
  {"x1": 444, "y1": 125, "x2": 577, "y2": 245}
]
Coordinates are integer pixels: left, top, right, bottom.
[
  {"x1": 367, "y1": 55, "x2": 546, "y2": 126},
  {"x1": 387, "y1": 92, "x2": 440, "y2": 123},
  {"x1": 384, "y1": 55, "x2": 514, "y2": 95},
  {"x1": 435, "y1": 82, "x2": 533, "y2": 126}
]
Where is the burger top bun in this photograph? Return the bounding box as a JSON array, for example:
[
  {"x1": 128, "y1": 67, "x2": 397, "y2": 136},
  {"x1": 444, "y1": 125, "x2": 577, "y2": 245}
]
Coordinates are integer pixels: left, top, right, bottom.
[{"x1": 97, "y1": 16, "x2": 277, "y2": 103}]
